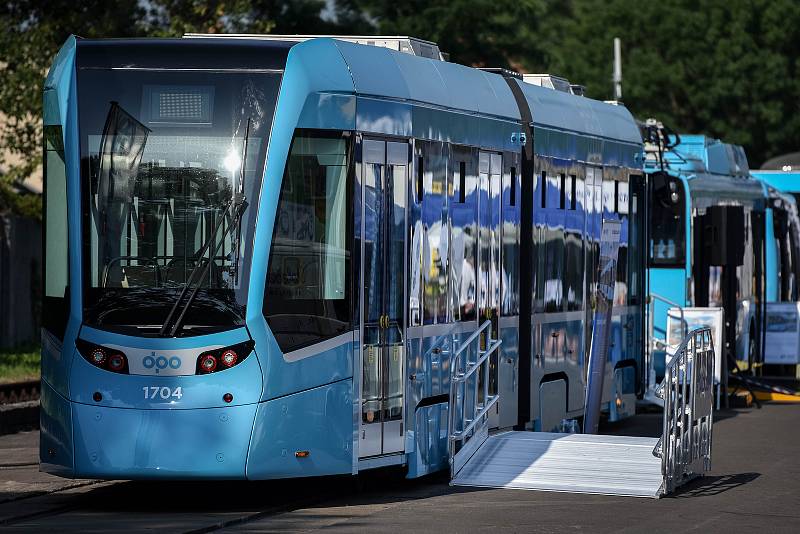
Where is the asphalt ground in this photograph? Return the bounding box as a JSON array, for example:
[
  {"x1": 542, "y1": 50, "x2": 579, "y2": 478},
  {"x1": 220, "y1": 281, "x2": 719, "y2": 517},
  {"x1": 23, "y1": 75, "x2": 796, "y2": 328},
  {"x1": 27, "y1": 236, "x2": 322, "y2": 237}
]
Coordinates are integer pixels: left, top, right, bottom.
[{"x1": 1, "y1": 403, "x2": 799, "y2": 533}]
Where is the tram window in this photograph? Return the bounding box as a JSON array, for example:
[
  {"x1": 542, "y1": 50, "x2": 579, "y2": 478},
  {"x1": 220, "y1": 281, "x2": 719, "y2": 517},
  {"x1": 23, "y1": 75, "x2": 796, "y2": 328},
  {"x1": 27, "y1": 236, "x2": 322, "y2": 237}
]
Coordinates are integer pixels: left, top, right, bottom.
[
  {"x1": 416, "y1": 156, "x2": 424, "y2": 203},
  {"x1": 559, "y1": 174, "x2": 566, "y2": 209},
  {"x1": 264, "y1": 132, "x2": 352, "y2": 352},
  {"x1": 614, "y1": 181, "x2": 620, "y2": 213},
  {"x1": 649, "y1": 172, "x2": 686, "y2": 266},
  {"x1": 449, "y1": 146, "x2": 477, "y2": 322},
  {"x1": 459, "y1": 161, "x2": 466, "y2": 203},
  {"x1": 569, "y1": 175, "x2": 576, "y2": 210},
  {"x1": 510, "y1": 167, "x2": 516, "y2": 206},
  {"x1": 540, "y1": 171, "x2": 547, "y2": 208},
  {"x1": 421, "y1": 142, "x2": 448, "y2": 324},
  {"x1": 43, "y1": 123, "x2": 69, "y2": 339}
]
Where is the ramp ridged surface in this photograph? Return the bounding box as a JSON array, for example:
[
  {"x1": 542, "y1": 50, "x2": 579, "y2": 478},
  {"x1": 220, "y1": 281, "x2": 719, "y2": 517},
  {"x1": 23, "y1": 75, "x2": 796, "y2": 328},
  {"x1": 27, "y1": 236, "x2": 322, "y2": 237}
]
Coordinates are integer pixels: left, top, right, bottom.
[{"x1": 451, "y1": 432, "x2": 663, "y2": 498}]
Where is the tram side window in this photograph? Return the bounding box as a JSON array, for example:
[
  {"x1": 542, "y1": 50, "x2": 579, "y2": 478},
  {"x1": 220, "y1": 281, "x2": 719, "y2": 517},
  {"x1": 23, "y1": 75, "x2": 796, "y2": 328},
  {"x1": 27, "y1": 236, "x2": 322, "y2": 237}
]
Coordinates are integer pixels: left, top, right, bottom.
[
  {"x1": 43, "y1": 123, "x2": 69, "y2": 339},
  {"x1": 649, "y1": 172, "x2": 686, "y2": 266},
  {"x1": 421, "y1": 141, "x2": 448, "y2": 324},
  {"x1": 449, "y1": 146, "x2": 478, "y2": 322},
  {"x1": 263, "y1": 132, "x2": 351, "y2": 353}
]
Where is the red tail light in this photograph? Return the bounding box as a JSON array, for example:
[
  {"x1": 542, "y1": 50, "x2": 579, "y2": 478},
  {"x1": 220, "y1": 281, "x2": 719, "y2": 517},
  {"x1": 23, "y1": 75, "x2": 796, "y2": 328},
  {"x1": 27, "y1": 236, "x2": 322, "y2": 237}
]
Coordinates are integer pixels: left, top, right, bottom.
[
  {"x1": 220, "y1": 350, "x2": 238, "y2": 367},
  {"x1": 76, "y1": 340, "x2": 129, "y2": 374},
  {"x1": 195, "y1": 341, "x2": 254, "y2": 375}
]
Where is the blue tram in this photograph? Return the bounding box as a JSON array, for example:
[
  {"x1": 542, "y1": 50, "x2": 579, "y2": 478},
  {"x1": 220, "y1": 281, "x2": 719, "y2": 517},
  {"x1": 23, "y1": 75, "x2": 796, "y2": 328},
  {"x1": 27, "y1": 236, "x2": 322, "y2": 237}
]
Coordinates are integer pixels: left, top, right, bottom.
[{"x1": 41, "y1": 35, "x2": 646, "y2": 480}]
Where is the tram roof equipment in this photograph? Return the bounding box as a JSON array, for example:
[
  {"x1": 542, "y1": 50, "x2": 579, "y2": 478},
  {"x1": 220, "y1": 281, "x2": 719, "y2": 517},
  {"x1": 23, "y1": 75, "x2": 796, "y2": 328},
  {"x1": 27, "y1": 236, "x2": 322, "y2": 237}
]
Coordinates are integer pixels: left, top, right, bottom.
[{"x1": 184, "y1": 34, "x2": 642, "y2": 146}]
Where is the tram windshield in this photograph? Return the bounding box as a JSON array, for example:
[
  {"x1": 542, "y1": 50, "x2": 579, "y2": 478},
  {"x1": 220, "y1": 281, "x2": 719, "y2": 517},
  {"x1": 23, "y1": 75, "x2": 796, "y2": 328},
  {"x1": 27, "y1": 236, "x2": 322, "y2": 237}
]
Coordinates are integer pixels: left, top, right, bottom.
[{"x1": 78, "y1": 68, "x2": 281, "y2": 335}]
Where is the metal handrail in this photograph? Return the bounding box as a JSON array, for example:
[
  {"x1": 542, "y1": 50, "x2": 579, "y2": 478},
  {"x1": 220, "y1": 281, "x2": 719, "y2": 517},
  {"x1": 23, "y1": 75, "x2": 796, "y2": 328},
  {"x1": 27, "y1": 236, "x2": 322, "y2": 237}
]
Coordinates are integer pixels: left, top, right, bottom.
[
  {"x1": 652, "y1": 327, "x2": 715, "y2": 494},
  {"x1": 645, "y1": 292, "x2": 688, "y2": 400},
  {"x1": 451, "y1": 341, "x2": 502, "y2": 441},
  {"x1": 648, "y1": 292, "x2": 687, "y2": 347},
  {"x1": 448, "y1": 320, "x2": 501, "y2": 479}
]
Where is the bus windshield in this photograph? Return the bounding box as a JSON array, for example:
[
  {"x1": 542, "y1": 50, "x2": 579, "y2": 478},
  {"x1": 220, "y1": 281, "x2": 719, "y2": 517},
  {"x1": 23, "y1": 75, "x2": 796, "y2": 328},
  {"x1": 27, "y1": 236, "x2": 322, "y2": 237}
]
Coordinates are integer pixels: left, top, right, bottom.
[
  {"x1": 649, "y1": 171, "x2": 686, "y2": 267},
  {"x1": 78, "y1": 68, "x2": 281, "y2": 335}
]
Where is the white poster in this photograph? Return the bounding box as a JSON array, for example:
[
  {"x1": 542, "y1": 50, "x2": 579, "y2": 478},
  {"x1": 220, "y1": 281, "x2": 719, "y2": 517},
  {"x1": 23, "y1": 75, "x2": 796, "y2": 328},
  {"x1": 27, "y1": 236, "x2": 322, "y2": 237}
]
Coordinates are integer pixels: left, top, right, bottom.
[
  {"x1": 764, "y1": 302, "x2": 800, "y2": 364},
  {"x1": 667, "y1": 307, "x2": 724, "y2": 384}
]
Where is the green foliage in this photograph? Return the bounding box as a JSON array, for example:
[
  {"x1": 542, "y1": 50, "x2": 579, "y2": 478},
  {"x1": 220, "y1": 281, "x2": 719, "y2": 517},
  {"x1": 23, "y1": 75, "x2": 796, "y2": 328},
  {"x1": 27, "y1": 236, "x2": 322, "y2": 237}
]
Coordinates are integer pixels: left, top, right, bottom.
[
  {"x1": 0, "y1": 344, "x2": 40, "y2": 384},
  {"x1": 0, "y1": 0, "x2": 798, "y2": 206},
  {"x1": 144, "y1": 0, "x2": 344, "y2": 36},
  {"x1": 0, "y1": 0, "x2": 145, "y2": 217},
  {"x1": 541, "y1": 0, "x2": 800, "y2": 166},
  {"x1": 349, "y1": 0, "x2": 546, "y2": 70}
]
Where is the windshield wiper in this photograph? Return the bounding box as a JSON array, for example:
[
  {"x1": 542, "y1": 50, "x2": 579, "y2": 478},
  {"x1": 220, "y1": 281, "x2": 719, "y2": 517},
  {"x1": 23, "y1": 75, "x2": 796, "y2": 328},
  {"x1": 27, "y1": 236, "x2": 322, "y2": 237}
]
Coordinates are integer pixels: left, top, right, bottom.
[{"x1": 159, "y1": 119, "x2": 251, "y2": 337}]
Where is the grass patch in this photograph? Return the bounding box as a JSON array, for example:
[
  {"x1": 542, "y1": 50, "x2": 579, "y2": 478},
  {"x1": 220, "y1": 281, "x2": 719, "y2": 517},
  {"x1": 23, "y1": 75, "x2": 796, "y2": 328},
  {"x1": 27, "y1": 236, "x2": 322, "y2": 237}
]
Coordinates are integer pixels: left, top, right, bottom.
[{"x1": 0, "y1": 345, "x2": 40, "y2": 384}]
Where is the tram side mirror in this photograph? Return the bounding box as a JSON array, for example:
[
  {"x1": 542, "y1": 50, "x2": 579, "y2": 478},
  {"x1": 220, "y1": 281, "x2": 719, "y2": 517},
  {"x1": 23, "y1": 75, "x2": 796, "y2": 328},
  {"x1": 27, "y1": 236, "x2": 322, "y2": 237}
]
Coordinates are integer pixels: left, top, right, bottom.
[{"x1": 704, "y1": 205, "x2": 745, "y2": 266}]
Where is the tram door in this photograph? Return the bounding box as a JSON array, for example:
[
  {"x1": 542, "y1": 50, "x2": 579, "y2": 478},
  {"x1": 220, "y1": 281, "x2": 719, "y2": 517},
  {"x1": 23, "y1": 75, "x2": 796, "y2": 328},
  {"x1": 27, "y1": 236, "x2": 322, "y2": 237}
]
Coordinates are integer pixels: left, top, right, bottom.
[
  {"x1": 584, "y1": 167, "x2": 603, "y2": 361},
  {"x1": 359, "y1": 139, "x2": 407, "y2": 458},
  {"x1": 478, "y1": 152, "x2": 502, "y2": 428}
]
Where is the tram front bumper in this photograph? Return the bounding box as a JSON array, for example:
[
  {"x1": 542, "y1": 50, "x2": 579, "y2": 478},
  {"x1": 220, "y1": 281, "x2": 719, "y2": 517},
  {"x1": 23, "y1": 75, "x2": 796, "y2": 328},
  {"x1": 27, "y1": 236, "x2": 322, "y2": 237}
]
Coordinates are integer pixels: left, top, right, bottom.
[{"x1": 70, "y1": 401, "x2": 258, "y2": 479}]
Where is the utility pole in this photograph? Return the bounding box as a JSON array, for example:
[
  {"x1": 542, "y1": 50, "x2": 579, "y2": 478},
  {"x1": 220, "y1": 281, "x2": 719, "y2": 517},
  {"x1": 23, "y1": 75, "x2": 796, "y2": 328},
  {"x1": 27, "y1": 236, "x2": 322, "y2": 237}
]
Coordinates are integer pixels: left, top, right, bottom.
[{"x1": 613, "y1": 37, "x2": 622, "y2": 100}]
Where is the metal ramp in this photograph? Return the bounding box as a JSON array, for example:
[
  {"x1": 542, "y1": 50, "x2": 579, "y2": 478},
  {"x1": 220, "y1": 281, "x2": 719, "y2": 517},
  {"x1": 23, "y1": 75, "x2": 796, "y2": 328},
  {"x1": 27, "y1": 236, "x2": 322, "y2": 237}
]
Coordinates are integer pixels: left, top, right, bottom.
[
  {"x1": 448, "y1": 326, "x2": 716, "y2": 498},
  {"x1": 452, "y1": 432, "x2": 662, "y2": 497}
]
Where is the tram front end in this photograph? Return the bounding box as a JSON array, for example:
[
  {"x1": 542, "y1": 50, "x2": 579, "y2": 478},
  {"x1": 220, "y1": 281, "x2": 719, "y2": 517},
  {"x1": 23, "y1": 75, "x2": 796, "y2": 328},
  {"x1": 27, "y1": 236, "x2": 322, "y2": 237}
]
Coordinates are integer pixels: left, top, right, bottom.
[{"x1": 40, "y1": 36, "x2": 287, "y2": 479}]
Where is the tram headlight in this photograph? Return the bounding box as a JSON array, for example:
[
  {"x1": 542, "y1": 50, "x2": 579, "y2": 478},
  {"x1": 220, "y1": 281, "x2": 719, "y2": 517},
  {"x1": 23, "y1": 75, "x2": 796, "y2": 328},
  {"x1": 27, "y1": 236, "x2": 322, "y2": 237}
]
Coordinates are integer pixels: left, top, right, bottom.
[
  {"x1": 76, "y1": 340, "x2": 129, "y2": 374},
  {"x1": 195, "y1": 341, "x2": 254, "y2": 375},
  {"x1": 90, "y1": 348, "x2": 106, "y2": 366},
  {"x1": 108, "y1": 353, "x2": 127, "y2": 372}
]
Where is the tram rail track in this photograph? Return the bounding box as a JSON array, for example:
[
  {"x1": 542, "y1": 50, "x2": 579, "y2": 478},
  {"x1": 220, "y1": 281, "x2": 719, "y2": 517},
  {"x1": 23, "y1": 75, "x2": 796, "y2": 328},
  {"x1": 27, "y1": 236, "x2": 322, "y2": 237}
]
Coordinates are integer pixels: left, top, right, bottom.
[
  {"x1": 0, "y1": 481, "x2": 112, "y2": 527},
  {"x1": 0, "y1": 380, "x2": 40, "y2": 405}
]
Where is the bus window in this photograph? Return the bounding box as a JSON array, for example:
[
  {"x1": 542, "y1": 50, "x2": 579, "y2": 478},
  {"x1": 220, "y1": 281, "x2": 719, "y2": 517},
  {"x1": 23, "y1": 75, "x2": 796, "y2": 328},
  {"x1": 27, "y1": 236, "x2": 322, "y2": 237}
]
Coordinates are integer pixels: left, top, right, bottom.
[{"x1": 649, "y1": 172, "x2": 686, "y2": 267}]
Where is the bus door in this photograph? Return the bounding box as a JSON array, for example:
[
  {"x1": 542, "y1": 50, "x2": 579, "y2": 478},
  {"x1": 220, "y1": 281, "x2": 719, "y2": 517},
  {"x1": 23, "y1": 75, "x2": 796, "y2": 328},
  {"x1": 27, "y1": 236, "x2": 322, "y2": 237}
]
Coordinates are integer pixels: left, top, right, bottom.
[
  {"x1": 584, "y1": 166, "x2": 603, "y2": 364},
  {"x1": 478, "y1": 151, "x2": 502, "y2": 427},
  {"x1": 359, "y1": 139, "x2": 407, "y2": 458}
]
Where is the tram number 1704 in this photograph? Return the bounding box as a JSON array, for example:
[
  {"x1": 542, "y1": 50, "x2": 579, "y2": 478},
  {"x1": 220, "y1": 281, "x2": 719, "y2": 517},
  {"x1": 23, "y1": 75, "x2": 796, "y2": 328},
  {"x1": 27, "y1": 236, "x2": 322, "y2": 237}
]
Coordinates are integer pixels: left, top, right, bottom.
[{"x1": 142, "y1": 386, "x2": 183, "y2": 400}]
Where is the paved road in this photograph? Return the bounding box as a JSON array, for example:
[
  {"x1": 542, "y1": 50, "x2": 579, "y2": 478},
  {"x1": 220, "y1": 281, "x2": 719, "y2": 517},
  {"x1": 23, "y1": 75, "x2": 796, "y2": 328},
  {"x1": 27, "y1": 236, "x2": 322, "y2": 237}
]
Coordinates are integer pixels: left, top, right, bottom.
[{"x1": 1, "y1": 403, "x2": 799, "y2": 533}]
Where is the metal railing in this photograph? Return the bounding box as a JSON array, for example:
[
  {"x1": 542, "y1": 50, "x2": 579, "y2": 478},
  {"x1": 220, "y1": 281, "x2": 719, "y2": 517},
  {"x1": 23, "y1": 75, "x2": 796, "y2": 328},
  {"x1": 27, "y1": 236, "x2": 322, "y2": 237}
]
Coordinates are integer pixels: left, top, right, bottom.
[
  {"x1": 645, "y1": 293, "x2": 688, "y2": 402},
  {"x1": 652, "y1": 327, "x2": 715, "y2": 494},
  {"x1": 647, "y1": 292, "x2": 687, "y2": 352},
  {"x1": 448, "y1": 320, "x2": 501, "y2": 479}
]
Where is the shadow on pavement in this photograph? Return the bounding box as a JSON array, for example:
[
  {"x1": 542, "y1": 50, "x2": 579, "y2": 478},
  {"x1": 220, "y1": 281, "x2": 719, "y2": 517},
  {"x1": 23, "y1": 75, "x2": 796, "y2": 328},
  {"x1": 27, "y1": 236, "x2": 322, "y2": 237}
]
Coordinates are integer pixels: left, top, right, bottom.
[
  {"x1": 669, "y1": 472, "x2": 761, "y2": 498},
  {"x1": 63, "y1": 466, "x2": 460, "y2": 516}
]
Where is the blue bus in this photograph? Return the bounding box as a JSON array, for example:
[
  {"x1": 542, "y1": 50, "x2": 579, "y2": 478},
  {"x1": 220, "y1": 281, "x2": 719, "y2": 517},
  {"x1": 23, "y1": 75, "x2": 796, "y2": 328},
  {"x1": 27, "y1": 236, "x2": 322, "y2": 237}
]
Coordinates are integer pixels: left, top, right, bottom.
[
  {"x1": 751, "y1": 170, "x2": 800, "y2": 303},
  {"x1": 645, "y1": 124, "x2": 770, "y2": 385},
  {"x1": 41, "y1": 35, "x2": 646, "y2": 480}
]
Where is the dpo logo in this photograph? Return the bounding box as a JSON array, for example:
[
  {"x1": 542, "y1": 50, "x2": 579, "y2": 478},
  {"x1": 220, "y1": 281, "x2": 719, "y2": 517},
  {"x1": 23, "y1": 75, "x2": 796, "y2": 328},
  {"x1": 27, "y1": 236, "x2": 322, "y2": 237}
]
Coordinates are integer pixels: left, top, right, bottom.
[{"x1": 142, "y1": 351, "x2": 181, "y2": 374}]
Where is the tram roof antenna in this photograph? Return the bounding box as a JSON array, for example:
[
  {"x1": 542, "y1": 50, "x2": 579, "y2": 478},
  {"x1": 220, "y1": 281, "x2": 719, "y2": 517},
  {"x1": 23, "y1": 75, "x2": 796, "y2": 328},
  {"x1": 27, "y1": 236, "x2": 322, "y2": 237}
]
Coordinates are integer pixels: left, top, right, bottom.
[
  {"x1": 613, "y1": 37, "x2": 622, "y2": 101},
  {"x1": 182, "y1": 34, "x2": 446, "y2": 61}
]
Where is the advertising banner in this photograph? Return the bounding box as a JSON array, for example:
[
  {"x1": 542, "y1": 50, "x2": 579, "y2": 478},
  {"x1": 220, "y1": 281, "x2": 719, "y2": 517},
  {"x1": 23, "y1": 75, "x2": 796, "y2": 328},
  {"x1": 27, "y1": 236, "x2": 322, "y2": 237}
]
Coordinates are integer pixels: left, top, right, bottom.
[
  {"x1": 667, "y1": 307, "x2": 724, "y2": 383},
  {"x1": 764, "y1": 302, "x2": 800, "y2": 364}
]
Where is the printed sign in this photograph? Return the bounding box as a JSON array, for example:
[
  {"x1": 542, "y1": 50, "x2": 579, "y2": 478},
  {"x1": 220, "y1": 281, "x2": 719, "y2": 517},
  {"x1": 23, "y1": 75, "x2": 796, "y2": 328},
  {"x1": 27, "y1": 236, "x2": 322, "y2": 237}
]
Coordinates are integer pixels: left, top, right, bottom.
[
  {"x1": 666, "y1": 307, "x2": 723, "y2": 383},
  {"x1": 764, "y1": 302, "x2": 800, "y2": 364}
]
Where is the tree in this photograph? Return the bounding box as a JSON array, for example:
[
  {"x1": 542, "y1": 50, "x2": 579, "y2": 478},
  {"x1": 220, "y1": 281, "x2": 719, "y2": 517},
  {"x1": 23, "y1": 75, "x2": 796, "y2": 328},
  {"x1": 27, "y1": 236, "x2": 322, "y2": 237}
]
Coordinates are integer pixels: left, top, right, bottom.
[
  {"x1": 349, "y1": 0, "x2": 546, "y2": 70},
  {"x1": 0, "y1": 0, "x2": 348, "y2": 218},
  {"x1": 144, "y1": 0, "x2": 349, "y2": 36},
  {"x1": 543, "y1": 0, "x2": 800, "y2": 167},
  {"x1": 0, "y1": 0, "x2": 145, "y2": 217}
]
